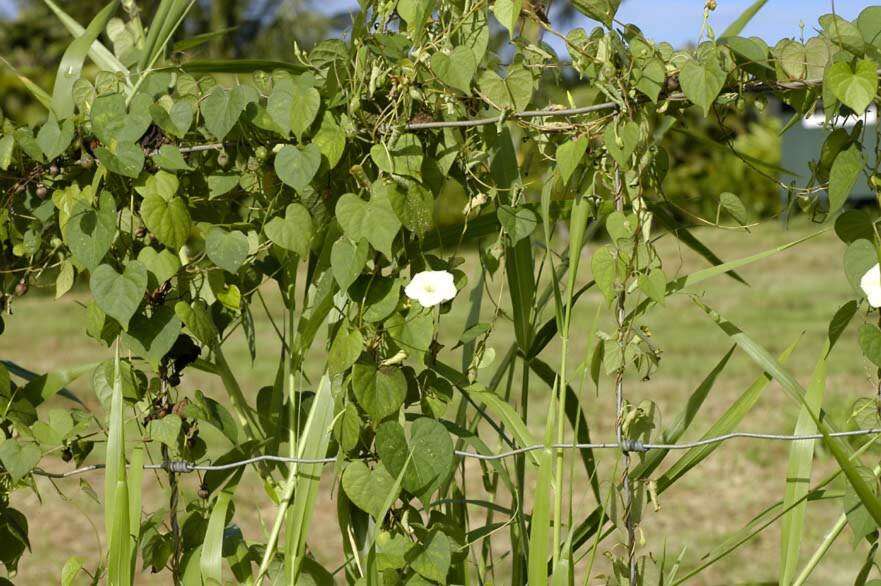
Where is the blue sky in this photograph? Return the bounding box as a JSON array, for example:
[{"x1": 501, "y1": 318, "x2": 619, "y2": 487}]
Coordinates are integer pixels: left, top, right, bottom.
[
  {"x1": 0, "y1": 0, "x2": 868, "y2": 48},
  {"x1": 317, "y1": 0, "x2": 868, "y2": 48}
]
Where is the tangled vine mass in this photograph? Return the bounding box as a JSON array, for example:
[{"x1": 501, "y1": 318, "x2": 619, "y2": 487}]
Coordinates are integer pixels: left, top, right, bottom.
[{"x1": 3, "y1": 0, "x2": 881, "y2": 584}]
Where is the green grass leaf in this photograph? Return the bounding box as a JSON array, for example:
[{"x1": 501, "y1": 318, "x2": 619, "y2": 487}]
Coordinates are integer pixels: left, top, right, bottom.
[
  {"x1": 42, "y1": 0, "x2": 128, "y2": 76},
  {"x1": 658, "y1": 337, "x2": 800, "y2": 492},
  {"x1": 695, "y1": 299, "x2": 881, "y2": 530},
  {"x1": 105, "y1": 347, "x2": 132, "y2": 586},
  {"x1": 201, "y1": 490, "x2": 232, "y2": 585},
  {"x1": 283, "y1": 374, "x2": 335, "y2": 581},
  {"x1": 720, "y1": 0, "x2": 768, "y2": 38},
  {"x1": 51, "y1": 1, "x2": 119, "y2": 119},
  {"x1": 779, "y1": 302, "x2": 856, "y2": 584},
  {"x1": 506, "y1": 237, "x2": 535, "y2": 352}
]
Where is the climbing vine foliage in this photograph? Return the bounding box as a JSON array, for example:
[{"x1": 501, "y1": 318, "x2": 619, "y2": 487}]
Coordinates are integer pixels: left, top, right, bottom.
[{"x1": 4, "y1": 0, "x2": 881, "y2": 584}]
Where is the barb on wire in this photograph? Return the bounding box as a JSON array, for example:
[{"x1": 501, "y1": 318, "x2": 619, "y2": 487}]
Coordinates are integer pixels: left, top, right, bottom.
[{"x1": 30, "y1": 427, "x2": 881, "y2": 479}]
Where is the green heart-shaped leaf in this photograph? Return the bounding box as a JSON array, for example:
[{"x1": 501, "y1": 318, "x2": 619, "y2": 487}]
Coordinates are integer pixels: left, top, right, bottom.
[
  {"x1": 94, "y1": 142, "x2": 145, "y2": 178},
  {"x1": 381, "y1": 181, "x2": 434, "y2": 236},
  {"x1": 328, "y1": 326, "x2": 364, "y2": 375},
  {"x1": 351, "y1": 363, "x2": 406, "y2": 421},
  {"x1": 200, "y1": 85, "x2": 254, "y2": 139},
  {"x1": 827, "y1": 58, "x2": 878, "y2": 114},
  {"x1": 361, "y1": 277, "x2": 401, "y2": 323},
  {"x1": 680, "y1": 53, "x2": 727, "y2": 116},
  {"x1": 274, "y1": 144, "x2": 322, "y2": 192},
  {"x1": 605, "y1": 211, "x2": 636, "y2": 241},
  {"x1": 36, "y1": 114, "x2": 74, "y2": 161},
  {"x1": 859, "y1": 323, "x2": 881, "y2": 368},
  {"x1": 556, "y1": 137, "x2": 588, "y2": 184},
  {"x1": 291, "y1": 86, "x2": 321, "y2": 141},
  {"x1": 411, "y1": 530, "x2": 452, "y2": 583},
  {"x1": 205, "y1": 228, "x2": 249, "y2": 273},
  {"x1": 375, "y1": 417, "x2": 454, "y2": 501},
  {"x1": 335, "y1": 193, "x2": 401, "y2": 258},
  {"x1": 137, "y1": 247, "x2": 180, "y2": 285},
  {"x1": 264, "y1": 203, "x2": 313, "y2": 257},
  {"x1": 498, "y1": 205, "x2": 538, "y2": 244},
  {"x1": 386, "y1": 311, "x2": 434, "y2": 361},
  {"x1": 844, "y1": 239, "x2": 877, "y2": 292},
  {"x1": 638, "y1": 268, "x2": 667, "y2": 305},
  {"x1": 828, "y1": 144, "x2": 865, "y2": 213},
  {"x1": 63, "y1": 191, "x2": 117, "y2": 270},
  {"x1": 370, "y1": 134, "x2": 423, "y2": 180},
  {"x1": 431, "y1": 46, "x2": 477, "y2": 94},
  {"x1": 478, "y1": 66, "x2": 534, "y2": 111},
  {"x1": 604, "y1": 120, "x2": 640, "y2": 168},
  {"x1": 0, "y1": 439, "x2": 41, "y2": 482},
  {"x1": 122, "y1": 305, "x2": 181, "y2": 367},
  {"x1": 140, "y1": 193, "x2": 192, "y2": 250},
  {"x1": 90, "y1": 93, "x2": 151, "y2": 145},
  {"x1": 313, "y1": 111, "x2": 346, "y2": 169},
  {"x1": 331, "y1": 237, "x2": 369, "y2": 291},
  {"x1": 90, "y1": 261, "x2": 148, "y2": 329},
  {"x1": 341, "y1": 460, "x2": 398, "y2": 518},
  {"x1": 175, "y1": 301, "x2": 218, "y2": 347},
  {"x1": 150, "y1": 99, "x2": 193, "y2": 138}
]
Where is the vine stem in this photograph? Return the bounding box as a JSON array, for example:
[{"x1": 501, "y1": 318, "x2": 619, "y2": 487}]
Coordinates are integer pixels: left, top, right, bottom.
[
  {"x1": 613, "y1": 169, "x2": 638, "y2": 586},
  {"x1": 163, "y1": 442, "x2": 181, "y2": 584}
]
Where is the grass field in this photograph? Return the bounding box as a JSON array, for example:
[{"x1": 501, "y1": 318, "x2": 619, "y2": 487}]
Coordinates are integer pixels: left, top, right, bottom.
[{"x1": 2, "y1": 216, "x2": 877, "y2": 584}]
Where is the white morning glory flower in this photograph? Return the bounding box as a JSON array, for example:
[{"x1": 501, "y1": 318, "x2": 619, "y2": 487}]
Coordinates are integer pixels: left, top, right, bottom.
[
  {"x1": 405, "y1": 270, "x2": 457, "y2": 308},
  {"x1": 861, "y1": 264, "x2": 881, "y2": 308}
]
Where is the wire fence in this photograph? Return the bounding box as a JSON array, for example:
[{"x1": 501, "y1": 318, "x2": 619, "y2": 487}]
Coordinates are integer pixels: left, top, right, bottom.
[
  {"x1": 153, "y1": 67, "x2": 859, "y2": 159},
  {"x1": 31, "y1": 427, "x2": 881, "y2": 479}
]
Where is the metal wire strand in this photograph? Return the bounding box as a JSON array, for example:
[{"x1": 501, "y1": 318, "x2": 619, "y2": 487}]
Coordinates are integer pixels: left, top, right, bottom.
[{"x1": 29, "y1": 428, "x2": 881, "y2": 478}]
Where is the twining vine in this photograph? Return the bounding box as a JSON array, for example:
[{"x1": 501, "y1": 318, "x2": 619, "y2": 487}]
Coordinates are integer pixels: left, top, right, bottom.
[{"x1": 3, "y1": 0, "x2": 881, "y2": 584}]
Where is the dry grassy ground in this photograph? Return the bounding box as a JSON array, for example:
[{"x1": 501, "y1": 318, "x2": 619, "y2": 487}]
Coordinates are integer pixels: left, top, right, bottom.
[{"x1": 2, "y1": 217, "x2": 876, "y2": 584}]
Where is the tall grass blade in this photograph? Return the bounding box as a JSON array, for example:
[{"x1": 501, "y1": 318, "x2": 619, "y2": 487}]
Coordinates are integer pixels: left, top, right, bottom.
[
  {"x1": 105, "y1": 346, "x2": 131, "y2": 585},
  {"x1": 506, "y1": 237, "x2": 536, "y2": 352},
  {"x1": 720, "y1": 0, "x2": 768, "y2": 38},
  {"x1": 666, "y1": 228, "x2": 827, "y2": 296},
  {"x1": 529, "y1": 357, "x2": 601, "y2": 500},
  {"x1": 658, "y1": 338, "x2": 799, "y2": 492},
  {"x1": 42, "y1": 0, "x2": 128, "y2": 75},
  {"x1": 650, "y1": 203, "x2": 747, "y2": 285},
  {"x1": 175, "y1": 59, "x2": 308, "y2": 74},
  {"x1": 790, "y1": 456, "x2": 881, "y2": 586},
  {"x1": 672, "y1": 487, "x2": 840, "y2": 585},
  {"x1": 2, "y1": 359, "x2": 95, "y2": 405},
  {"x1": 51, "y1": 0, "x2": 119, "y2": 119},
  {"x1": 127, "y1": 446, "x2": 143, "y2": 577},
  {"x1": 256, "y1": 375, "x2": 334, "y2": 582},
  {"x1": 201, "y1": 491, "x2": 232, "y2": 585},
  {"x1": 779, "y1": 303, "x2": 855, "y2": 585},
  {"x1": 139, "y1": 0, "x2": 191, "y2": 72},
  {"x1": 676, "y1": 438, "x2": 881, "y2": 584},
  {"x1": 528, "y1": 448, "x2": 553, "y2": 585},
  {"x1": 695, "y1": 299, "x2": 881, "y2": 528},
  {"x1": 630, "y1": 346, "x2": 735, "y2": 481},
  {"x1": 468, "y1": 387, "x2": 539, "y2": 464},
  {"x1": 284, "y1": 375, "x2": 335, "y2": 581},
  {"x1": 0, "y1": 58, "x2": 53, "y2": 111}
]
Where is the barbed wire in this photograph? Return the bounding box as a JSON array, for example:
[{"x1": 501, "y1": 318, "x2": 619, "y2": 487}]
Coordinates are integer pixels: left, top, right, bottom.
[{"x1": 30, "y1": 427, "x2": 881, "y2": 479}]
